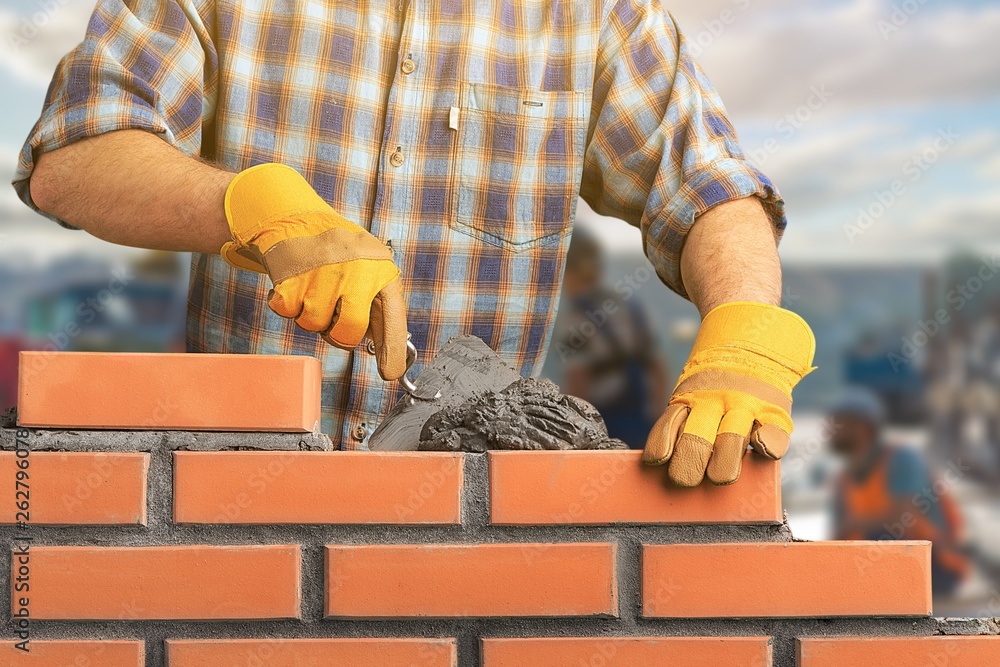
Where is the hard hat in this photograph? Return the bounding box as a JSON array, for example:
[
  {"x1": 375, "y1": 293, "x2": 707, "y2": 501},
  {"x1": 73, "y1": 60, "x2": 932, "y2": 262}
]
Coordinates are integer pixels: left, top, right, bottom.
[{"x1": 828, "y1": 386, "x2": 886, "y2": 426}]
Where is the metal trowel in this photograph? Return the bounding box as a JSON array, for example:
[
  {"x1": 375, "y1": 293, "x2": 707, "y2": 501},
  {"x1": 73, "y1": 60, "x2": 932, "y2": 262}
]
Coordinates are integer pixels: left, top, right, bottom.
[{"x1": 367, "y1": 335, "x2": 520, "y2": 451}]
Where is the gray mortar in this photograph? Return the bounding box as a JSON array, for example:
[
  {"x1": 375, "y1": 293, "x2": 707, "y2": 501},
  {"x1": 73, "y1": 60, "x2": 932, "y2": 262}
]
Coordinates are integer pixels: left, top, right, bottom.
[
  {"x1": 420, "y1": 377, "x2": 627, "y2": 452},
  {"x1": 0, "y1": 428, "x2": 996, "y2": 667},
  {"x1": 372, "y1": 335, "x2": 626, "y2": 452},
  {"x1": 370, "y1": 336, "x2": 523, "y2": 451},
  {"x1": 0, "y1": 427, "x2": 332, "y2": 452}
]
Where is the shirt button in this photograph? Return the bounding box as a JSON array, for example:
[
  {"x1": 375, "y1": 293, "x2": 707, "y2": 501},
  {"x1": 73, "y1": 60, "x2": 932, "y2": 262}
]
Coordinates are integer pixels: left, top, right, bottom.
[
  {"x1": 389, "y1": 148, "x2": 405, "y2": 167},
  {"x1": 400, "y1": 57, "x2": 416, "y2": 75},
  {"x1": 352, "y1": 424, "x2": 368, "y2": 441},
  {"x1": 366, "y1": 339, "x2": 377, "y2": 355}
]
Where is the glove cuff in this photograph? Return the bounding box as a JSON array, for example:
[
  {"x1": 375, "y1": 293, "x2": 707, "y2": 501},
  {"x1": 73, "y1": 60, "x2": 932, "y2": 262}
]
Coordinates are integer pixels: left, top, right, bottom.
[
  {"x1": 224, "y1": 164, "x2": 333, "y2": 243},
  {"x1": 693, "y1": 302, "x2": 816, "y2": 377},
  {"x1": 222, "y1": 163, "x2": 367, "y2": 271}
]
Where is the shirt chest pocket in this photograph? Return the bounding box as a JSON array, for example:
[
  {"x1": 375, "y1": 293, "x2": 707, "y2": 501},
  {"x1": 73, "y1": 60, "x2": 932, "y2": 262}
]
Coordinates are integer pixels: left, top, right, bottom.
[{"x1": 451, "y1": 84, "x2": 589, "y2": 251}]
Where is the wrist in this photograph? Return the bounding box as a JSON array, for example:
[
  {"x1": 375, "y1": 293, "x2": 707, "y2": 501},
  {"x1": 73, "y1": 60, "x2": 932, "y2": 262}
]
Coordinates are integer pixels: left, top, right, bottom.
[
  {"x1": 686, "y1": 302, "x2": 816, "y2": 383},
  {"x1": 195, "y1": 168, "x2": 236, "y2": 254},
  {"x1": 224, "y1": 163, "x2": 334, "y2": 245}
]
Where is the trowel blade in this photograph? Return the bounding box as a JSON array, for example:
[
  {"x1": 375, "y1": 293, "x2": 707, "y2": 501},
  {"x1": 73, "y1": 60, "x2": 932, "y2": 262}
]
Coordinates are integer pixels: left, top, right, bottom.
[{"x1": 367, "y1": 335, "x2": 520, "y2": 451}]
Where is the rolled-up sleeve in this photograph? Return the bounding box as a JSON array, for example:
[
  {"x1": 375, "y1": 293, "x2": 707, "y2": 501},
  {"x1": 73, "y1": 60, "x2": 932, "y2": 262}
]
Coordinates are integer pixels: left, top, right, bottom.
[
  {"x1": 581, "y1": 0, "x2": 784, "y2": 299},
  {"x1": 12, "y1": 0, "x2": 218, "y2": 227}
]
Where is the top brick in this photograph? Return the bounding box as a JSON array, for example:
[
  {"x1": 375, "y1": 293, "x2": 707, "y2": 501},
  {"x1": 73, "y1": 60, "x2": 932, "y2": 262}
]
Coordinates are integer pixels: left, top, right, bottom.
[
  {"x1": 798, "y1": 637, "x2": 1000, "y2": 666},
  {"x1": 17, "y1": 352, "x2": 322, "y2": 432},
  {"x1": 489, "y1": 450, "x2": 781, "y2": 525}
]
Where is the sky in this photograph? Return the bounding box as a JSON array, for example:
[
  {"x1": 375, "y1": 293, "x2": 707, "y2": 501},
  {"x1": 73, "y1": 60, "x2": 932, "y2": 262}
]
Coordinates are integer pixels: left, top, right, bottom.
[
  {"x1": 0, "y1": 0, "x2": 998, "y2": 263},
  {"x1": 627, "y1": 0, "x2": 1000, "y2": 262},
  {"x1": 0, "y1": 0, "x2": 121, "y2": 261}
]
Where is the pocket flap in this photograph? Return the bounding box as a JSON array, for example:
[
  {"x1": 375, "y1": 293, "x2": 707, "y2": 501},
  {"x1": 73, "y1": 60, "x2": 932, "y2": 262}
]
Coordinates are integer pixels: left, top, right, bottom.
[{"x1": 465, "y1": 83, "x2": 589, "y2": 122}]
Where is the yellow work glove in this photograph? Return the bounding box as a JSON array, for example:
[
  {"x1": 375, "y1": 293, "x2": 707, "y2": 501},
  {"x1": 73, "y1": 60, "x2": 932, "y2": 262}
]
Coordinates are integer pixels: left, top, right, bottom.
[
  {"x1": 221, "y1": 163, "x2": 407, "y2": 381},
  {"x1": 643, "y1": 302, "x2": 815, "y2": 487}
]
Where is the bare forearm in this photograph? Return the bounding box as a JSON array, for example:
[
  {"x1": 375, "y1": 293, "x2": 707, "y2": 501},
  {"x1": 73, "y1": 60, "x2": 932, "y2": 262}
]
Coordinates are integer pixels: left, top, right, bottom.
[
  {"x1": 679, "y1": 197, "x2": 782, "y2": 316},
  {"x1": 29, "y1": 130, "x2": 234, "y2": 254}
]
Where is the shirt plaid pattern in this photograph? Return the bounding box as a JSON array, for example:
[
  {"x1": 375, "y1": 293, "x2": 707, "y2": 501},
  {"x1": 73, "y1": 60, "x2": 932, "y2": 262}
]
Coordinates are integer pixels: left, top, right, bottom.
[{"x1": 14, "y1": 0, "x2": 785, "y2": 448}]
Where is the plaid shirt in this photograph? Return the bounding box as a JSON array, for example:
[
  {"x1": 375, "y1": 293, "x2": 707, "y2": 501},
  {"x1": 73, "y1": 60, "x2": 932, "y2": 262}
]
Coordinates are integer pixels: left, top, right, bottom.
[{"x1": 14, "y1": 0, "x2": 784, "y2": 448}]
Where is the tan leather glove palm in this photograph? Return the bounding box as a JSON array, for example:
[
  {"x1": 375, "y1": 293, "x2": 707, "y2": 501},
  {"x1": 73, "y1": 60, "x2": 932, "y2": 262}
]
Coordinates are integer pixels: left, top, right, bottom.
[
  {"x1": 221, "y1": 163, "x2": 407, "y2": 381},
  {"x1": 643, "y1": 302, "x2": 815, "y2": 487}
]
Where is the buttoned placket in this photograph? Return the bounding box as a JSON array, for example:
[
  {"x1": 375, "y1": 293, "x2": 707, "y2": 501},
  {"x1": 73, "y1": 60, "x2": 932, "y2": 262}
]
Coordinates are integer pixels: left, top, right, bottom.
[{"x1": 340, "y1": 0, "x2": 418, "y2": 449}]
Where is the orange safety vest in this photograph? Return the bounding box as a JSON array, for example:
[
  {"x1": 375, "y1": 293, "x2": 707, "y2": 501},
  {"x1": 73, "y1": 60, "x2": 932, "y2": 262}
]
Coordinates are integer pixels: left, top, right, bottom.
[{"x1": 839, "y1": 447, "x2": 970, "y2": 581}]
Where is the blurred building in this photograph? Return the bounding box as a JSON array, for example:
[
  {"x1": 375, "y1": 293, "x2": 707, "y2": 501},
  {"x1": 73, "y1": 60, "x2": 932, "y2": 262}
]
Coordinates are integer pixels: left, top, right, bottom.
[
  {"x1": 545, "y1": 228, "x2": 670, "y2": 449},
  {"x1": 0, "y1": 250, "x2": 187, "y2": 412}
]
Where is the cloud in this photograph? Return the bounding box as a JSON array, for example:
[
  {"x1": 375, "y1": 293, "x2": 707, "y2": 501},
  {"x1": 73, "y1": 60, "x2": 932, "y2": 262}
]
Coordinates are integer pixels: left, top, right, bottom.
[
  {"x1": 1, "y1": 0, "x2": 995, "y2": 269},
  {"x1": 975, "y1": 152, "x2": 1000, "y2": 184},
  {"x1": 778, "y1": 166, "x2": 1000, "y2": 265},
  {"x1": 910, "y1": 190, "x2": 1000, "y2": 242},
  {"x1": 575, "y1": 199, "x2": 643, "y2": 254},
  {"x1": 662, "y1": 0, "x2": 1000, "y2": 265},
  {"x1": 0, "y1": 0, "x2": 95, "y2": 88},
  {"x1": 0, "y1": 142, "x2": 32, "y2": 221},
  {"x1": 672, "y1": 0, "x2": 1000, "y2": 122},
  {"x1": 766, "y1": 123, "x2": 970, "y2": 212},
  {"x1": 0, "y1": 137, "x2": 137, "y2": 264}
]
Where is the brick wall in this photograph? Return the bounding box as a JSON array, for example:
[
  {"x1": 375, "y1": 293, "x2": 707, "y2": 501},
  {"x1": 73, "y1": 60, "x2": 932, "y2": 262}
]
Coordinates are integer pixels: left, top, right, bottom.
[{"x1": 2, "y1": 352, "x2": 998, "y2": 666}]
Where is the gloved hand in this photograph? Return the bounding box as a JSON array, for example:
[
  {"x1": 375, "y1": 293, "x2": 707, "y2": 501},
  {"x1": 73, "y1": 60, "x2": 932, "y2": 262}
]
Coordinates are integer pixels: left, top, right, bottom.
[
  {"x1": 643, "y1": 302, "x2": 815, "y2": 487},
  {"x1": 220, "y1": 163, "x2": 407, "y2": 381}
]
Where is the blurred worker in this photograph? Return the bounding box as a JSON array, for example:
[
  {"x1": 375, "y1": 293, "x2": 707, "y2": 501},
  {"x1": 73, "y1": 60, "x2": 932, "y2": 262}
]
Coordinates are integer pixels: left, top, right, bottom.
[
  {"x1": 15, "y1": 0, "x2": 815, "y2": 485},
  {"x1": 555, "y1": 228, "x2": 669, "y2": 449},
  {"x1": 927, "y1": 312, "x2": 1000, "y2": 480},
  {"x1": 830, "y1": 387, "x2": 970, "y2": 597}
]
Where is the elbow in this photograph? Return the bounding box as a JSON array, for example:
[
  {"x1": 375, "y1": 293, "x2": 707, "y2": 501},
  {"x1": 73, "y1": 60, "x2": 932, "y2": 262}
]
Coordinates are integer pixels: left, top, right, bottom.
[{"x1": 29, "y1": 157, "x2": 59, "y2": 215}]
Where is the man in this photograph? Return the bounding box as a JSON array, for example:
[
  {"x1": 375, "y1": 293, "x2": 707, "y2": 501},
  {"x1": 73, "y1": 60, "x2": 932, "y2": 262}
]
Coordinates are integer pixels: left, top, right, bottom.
[
  {"x1": 553, "y1": 227, "x2": 669, "y2": 449},
  {"x1": 14, "y1": 0, "x2": 814, "y2": 486},
  {"x1": 830, "y1": 387, "x2": 969, "y2": 597}
]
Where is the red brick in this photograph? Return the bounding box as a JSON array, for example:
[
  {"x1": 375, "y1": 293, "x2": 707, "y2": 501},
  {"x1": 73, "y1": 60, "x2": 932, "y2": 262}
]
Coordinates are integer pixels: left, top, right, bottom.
[
  {"x1": 0, "y1": 640, "x2": 143, "y2": 665},
  {"x1": 17, "y1": 351, "x2": 321, "y2": 431},
  {"x1": 18, "y1": 545, "x2": 300, "y2": 620},
  {"x1": 798, "y1": 636, "x2": 1000, "y2": 666},
  {"x1": 325, "y1": 543, "x2": 617, "y2": 618},
  {"x1": 0, "y1": 452, "x2": 147, "y2": 525},
  {"x1": 165, "y1": 638, "x2": 457, "y2": 666},
  {"x1": 489, "y1": 450, "x2": 780, "y2": 525},
  {"x1": 173, "y1": 451, "x2": 463, "y2": 524},
  {"x1": 482, "y1": 637, "x2": 773, "y2": 666},
  {"x1": 642, "y1": 541, "x2": 931, "y2": 618}
]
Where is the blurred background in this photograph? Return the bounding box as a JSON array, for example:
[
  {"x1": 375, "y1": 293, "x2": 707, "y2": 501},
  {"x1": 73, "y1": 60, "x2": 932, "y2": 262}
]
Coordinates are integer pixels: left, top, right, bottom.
[{"x1": 1, "y1": 0, "x2": 999, "y2": 615}]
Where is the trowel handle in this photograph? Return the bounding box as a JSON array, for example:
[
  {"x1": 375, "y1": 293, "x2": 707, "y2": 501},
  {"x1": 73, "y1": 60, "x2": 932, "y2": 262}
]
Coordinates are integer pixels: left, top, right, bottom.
[{"x1": 400, "y1": 335, "x2": 420, "y2": 396}]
